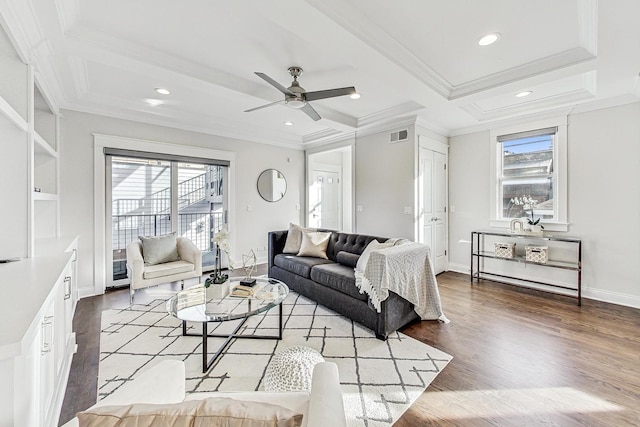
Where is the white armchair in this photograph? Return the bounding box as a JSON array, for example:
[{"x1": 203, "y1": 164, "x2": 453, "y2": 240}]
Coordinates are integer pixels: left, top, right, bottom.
[
  {"x1": 126, "y1": 236, "x2": 202, "y2": 303},
  {"x1": 61, "y1": 360, "x2": 347, "y2": 427}
]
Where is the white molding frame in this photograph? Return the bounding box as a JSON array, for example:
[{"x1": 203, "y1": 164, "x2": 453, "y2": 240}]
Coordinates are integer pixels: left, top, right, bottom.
[
  {"x1": 489, "y1": 116, "x2": 569, "y2": 232},
  {"x1": 93, "y1": 133, "x2": 236, "y2": 296},
  {"x1": 416, "y1": 135, "x2": 449, "y2": 272}
]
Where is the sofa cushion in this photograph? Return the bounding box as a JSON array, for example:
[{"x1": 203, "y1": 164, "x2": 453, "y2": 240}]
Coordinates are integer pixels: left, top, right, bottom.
[
  {"x1": 326, "y1": 233, "x2": 386, "y2": 261},
  {"x1": 297, "y1": 231, "x2": 331, "y2": 259},
  {"x1": 139, "y1": 233, "x2": 180, "y2": 265},
  {"x1": 310, "y1": 263, "x2": 368, "y2": 302},
  {"x1": 283, "y1": 223, "x2": 316, "y2": 254},
  {"x1": 336, "y1": 251, "x2": 360, "y2": 268},
  {"x1": 274, "y1": 254, "x2": 334, "y2": 279},
  {"x1": 76, "y1": 397, "x2": 303, "y2": 427},
  {"x1": 143, "y1": 260, "x2": 194, "y2": 279}
]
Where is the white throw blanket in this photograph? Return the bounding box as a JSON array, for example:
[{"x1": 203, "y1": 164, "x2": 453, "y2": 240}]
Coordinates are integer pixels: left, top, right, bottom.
[{"x1": 355, "y1": 242, "x2": 450, "y2": 323}]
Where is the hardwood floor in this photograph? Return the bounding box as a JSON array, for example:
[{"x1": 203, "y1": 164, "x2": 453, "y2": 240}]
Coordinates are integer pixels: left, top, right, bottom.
[{"x1": 59, "y1": 271, "x2": 640, "y2": 426}]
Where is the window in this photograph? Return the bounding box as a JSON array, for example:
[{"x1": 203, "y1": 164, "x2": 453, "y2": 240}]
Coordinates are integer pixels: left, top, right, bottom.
[
  {"x1": 106, "y1": 150, "x2": 229, "y2": 285},
  {"x1": 490, "y1": 118, "x2": 568, "y2": 231},
  {"x1": 498, "y1": 127, "x2": 556, "y2": 221}
]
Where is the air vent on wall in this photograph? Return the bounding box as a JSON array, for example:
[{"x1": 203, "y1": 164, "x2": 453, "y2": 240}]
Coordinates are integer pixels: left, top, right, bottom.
[{"x1": 389, "y1": 129, "x2": 408, "y2": 143}]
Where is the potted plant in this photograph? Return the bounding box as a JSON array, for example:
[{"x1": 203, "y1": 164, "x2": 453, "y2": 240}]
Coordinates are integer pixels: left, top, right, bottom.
[
  {"x1": 510, "y1": 196, "x2": 544, "y2": 233},
  {"x1": 204, "y1": 228, "x2": 233, "y2": 298}
]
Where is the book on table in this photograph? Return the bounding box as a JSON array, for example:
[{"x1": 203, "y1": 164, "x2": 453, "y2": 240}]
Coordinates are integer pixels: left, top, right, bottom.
[{"x1": 231, "y1": 283, "x2": 261, "y2": 298}]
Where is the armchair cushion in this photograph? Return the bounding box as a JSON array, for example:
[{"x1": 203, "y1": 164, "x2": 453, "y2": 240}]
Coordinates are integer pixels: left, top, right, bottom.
[
  {"x1": 139, "y1": 233, "x2": 180, "y2": 265},
  {"x1": 143, "y1": 260, "x2": 195, "y2": 280}
]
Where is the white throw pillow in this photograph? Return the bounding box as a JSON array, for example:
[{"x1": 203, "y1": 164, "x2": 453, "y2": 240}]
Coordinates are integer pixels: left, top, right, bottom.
[
  {"x1": 297, "y1": 231, "x2": 332, "y2": 259},
  {"x1": 355, "y1": 239, "x2": 395, "y2": 271},
  {"x1": 283, "y1": 223, "x2": 316, "y2": 254},
  {"x1": 138, "y1": 233, "x2": 180, "y2": 266}
]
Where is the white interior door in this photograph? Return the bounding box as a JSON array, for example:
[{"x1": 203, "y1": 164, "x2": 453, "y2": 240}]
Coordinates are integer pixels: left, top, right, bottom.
[
  {"x1": 309, "y1": 167, "x2": 341, "y2": 230},
  {"x1": 420, "y1": 147, "x2": 448, "y2": 274}
]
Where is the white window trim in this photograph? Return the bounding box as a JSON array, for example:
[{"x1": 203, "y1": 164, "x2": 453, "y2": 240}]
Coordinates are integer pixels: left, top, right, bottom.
[
  {"x1": 489, "y1": 117, "x2": 569, "y2": 232},
  {"x1": 93, "y1": 133, "x2": 236, "y2": 296}
]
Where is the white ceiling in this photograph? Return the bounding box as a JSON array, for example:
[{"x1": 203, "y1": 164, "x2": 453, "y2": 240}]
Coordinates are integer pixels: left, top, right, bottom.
[{"x1": 2, "y1": 0, "x2": 639, "y2": 148}]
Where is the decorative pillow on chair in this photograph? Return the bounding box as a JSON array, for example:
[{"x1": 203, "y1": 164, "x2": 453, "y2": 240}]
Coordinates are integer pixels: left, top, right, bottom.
[
  {"x1": 283, "y1": 223, "x2": 316, "y2": 254},
  {"x1": 77, "y1": 397, "x2": 303, "y2": 427},
  {"x1": 139, "y1": 233, "x2": 180, "y2": 266},
  {"x1": 297, "y1": 231, "x2": 332, "y2": 259}
]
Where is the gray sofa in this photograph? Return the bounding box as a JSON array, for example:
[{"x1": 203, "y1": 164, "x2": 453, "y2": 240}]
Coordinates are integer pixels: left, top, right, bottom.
[{"x1": 268, "y1": 230, "x2": 419, "y2": 339}]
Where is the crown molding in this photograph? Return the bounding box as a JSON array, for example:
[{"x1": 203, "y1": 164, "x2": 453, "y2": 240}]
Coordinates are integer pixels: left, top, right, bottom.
[
  {"x1": 53, "y1": 0, "x2": 79, "y2": 33},
  {"x1": 308, "y1": 0, "x2": 598, "y2": 102},
  {"x1": 0, "y1": 0, "x2": 36, "y2": 63},
  {"x1": 450, "y1": 107, "x2": 573, "y2": 137},
  {"x1": 62, "y1": 94, "x2": 306, "y2": 151},
  {"x1": 449, "y1": 47, "x2": 596, "y2": 100},
  {"x1": 461, "y1": 87, "x2": 596, "y2": 122},
  {"x1": 357, "y1": 101, "x2": 424, "y2": 128}
]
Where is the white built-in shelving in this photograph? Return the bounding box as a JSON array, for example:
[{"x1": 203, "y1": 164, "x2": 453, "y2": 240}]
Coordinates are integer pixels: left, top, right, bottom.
[
  {"x1": 1, "y1": 23, "x2": 77, "y2": 427},
  {"x1": 0, "y1": 22, "x2": 60, "y2": 259}
]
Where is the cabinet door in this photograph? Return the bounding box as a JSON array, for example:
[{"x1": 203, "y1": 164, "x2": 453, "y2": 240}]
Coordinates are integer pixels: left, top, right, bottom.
[
  {"x1": 40, "y1": 298, "x2": 56, "y2": 426},
  {"x1": 54, "y1": 261, "x2": 73, "y2": 375}
]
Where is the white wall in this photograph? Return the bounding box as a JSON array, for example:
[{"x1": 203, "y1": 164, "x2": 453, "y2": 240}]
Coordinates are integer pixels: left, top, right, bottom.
[
  {"x1": 448, "y1": 103, "x2": 640, "y2": 308},
  {"x1": 355, "y1": 126, "x2": 415, "y2": 239},
  {"x1": 59, "y1": 110, "x2": 304, "y2": 296}
]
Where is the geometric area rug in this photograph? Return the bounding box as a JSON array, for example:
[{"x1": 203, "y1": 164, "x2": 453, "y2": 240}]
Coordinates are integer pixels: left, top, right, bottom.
[{"x1": 98, "y1": 290, "x2": 452, "y2": 427}]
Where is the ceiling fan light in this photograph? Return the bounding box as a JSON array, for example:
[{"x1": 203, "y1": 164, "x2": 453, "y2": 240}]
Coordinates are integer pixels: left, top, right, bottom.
[
  {"x1": 478, "y1": 33, "x2": 501, "y2": 46},
  {"x1": 286, "y1": 99, "x2": 306, "y2": 109},
  {"x1": 350, "y1": 93, "x2": 361, "y2": 99}
]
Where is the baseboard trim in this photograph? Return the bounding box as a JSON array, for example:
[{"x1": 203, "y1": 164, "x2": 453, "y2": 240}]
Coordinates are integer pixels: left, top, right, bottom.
[
  {"x1": 78, "y1": 287, "x2": 97, "y2": 299},
  {"x1": 444, "y1": 266, "x2": 640, "y2": 310},
  {"x1": 447, "y1": 262, "x2": 469, "y2": 274},
  {"x1": 582, "y1": 287, "x2": 640, "y2": 310}
]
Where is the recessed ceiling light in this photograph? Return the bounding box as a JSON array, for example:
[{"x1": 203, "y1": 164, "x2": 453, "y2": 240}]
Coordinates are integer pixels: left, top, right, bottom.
[
  {"x1": 284, "y1": 121, "x2": 294, "y2": 126},
  {"x1": 350, "y1": 93, "x2": 361, "y2": 99},
  {"x1": 155, "y1": 88, "x2": 170, "y2": 95},
  {"x1": 516, "y1": 91, "x2": 533, "y2": 98},
  {"x1": 478, "y1": 33, "x2": 501, "y2": 46},
  {"x1": 145, "y1": 99, "x2": 163, "y2": 106}
]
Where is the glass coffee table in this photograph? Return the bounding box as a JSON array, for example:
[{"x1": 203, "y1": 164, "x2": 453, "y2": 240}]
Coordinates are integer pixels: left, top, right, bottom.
[{"x1": 166, "y1": 277, "x2": 288, "y2": 372}]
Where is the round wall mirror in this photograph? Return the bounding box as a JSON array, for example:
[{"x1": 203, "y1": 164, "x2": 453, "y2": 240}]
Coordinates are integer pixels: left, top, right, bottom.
[{"x1": 257, "y1": 169, "x2": 287, "y2": 202}]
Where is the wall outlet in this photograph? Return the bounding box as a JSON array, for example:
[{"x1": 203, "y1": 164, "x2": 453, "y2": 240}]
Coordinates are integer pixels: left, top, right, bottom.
[
  {"x1": 404, "y1": 207, "x2": 412, "y2": 215},
  {"x1": 246, "y1": 205, "x2": 252, "y2": 212},
  {"x1": 356, "y1": 206, "x2": 363, "y2": 212},
  {"x1": 296, "y1": 204, "x2": 300, "y2": 211}
]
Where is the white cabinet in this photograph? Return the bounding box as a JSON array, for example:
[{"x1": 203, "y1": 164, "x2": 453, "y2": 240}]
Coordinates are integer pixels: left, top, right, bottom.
[{"x1": 0, "y1": 237, "x2": 78, "y2": 427}]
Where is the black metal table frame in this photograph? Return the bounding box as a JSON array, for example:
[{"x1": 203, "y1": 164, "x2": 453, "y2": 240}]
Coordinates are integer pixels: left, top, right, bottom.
[
  {"x1": 182, "y1": 301, "x2": 283, "y2": 373},
  {"x1": 471, "y1": 230, "x2": 582, "y2": 306}
]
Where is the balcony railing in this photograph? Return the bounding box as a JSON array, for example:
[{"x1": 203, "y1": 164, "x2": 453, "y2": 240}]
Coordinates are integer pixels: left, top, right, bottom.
[{"x1": 112, "y1": 211, "x2": 225, "y2": 280}]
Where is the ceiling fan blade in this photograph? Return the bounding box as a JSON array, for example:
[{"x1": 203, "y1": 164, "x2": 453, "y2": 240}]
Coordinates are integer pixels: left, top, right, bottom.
[
  {"x1": 301, "y1": 103, "x2": 321, "y2": 121},
  {"x1": 244, "y1": 100, "x2": 284, "y2": 113},
  {"x1": 255, "y1": 72, "x2": 294, "y2": 96},
  {"x1": 304, "y1": 86, "x2": 356, "y2": 102}
]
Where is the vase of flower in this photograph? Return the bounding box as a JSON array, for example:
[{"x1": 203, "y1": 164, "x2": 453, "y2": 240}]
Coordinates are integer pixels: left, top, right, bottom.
[{"x1": 510, "y1": 196, "x2": 544, "y2": 234}]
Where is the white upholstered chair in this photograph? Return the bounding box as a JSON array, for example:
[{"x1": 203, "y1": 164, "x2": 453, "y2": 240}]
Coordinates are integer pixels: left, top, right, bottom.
[{"x1": 126, "y1": 235, "x2": 202, "y2": 303}]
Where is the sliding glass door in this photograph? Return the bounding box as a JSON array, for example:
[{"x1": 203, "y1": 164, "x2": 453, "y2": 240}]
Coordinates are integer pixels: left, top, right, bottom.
[{"x1": 107, "y1": 154, "x2": 228, "y2": 287}]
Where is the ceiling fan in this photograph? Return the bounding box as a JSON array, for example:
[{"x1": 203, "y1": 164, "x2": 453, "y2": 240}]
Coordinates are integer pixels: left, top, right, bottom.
[{"x1": 244, "y1": 66, "x2": 356, "y2": 121}]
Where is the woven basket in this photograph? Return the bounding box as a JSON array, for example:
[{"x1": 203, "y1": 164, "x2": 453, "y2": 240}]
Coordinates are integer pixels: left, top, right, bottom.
[
  {"x1": 525, "y1": 245, "x2": 548, "y2": 263},
  {"x1": 494, "y1": 242, "x2": 515, "y2": 258}
]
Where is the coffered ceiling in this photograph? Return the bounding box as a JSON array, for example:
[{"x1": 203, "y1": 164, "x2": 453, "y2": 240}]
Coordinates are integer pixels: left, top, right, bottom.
[{"x1": 1, "y1": 0, "x2": 638, "y2": 148}]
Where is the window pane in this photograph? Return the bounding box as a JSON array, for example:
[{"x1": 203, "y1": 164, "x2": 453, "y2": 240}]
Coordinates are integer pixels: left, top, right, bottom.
[
  {"x1": 111, "y1": 157, "x2": 171, "y2": 280},
  {"x1": 500, "y1": 134, "x2": 554, "y2": 220},
  {"x1": 177, "y1": 163, "x2": 227, "y2": 269}
]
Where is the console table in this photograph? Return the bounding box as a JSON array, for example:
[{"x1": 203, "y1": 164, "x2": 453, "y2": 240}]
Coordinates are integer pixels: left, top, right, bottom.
[{"x1": 471, "y1": 230, "x2": 582, "y2": 305}]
